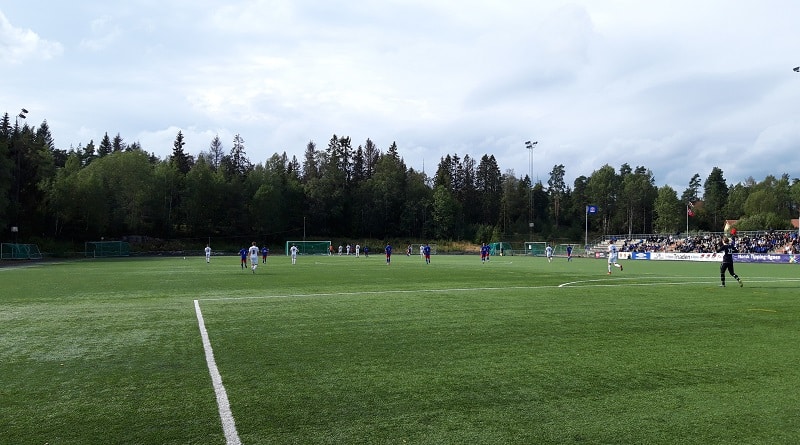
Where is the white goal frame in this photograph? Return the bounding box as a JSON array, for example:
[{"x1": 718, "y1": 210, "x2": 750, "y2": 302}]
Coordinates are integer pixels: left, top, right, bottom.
[
  {"x1": 285, "y1": 240, "x2": 332, "y2": 256},
  {"x1": 524, "y1": 241, "x2": 547, "y2": 256},
  {"x1": 410, "y1": 243, "x2": 438, "y2": 256}
]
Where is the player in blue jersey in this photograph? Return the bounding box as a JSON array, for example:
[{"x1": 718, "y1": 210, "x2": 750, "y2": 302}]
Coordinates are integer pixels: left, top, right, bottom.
[
  {"x1": 261, "y1": 246, "x2": 269, "y2": 263},
  {"x1": 566, "y1": 244, "x2": 573, "y2": 262},
  {"x1": 239, "y1": 247, "x2": 247, "y2": 269},
  {"x1": 423, "y1": 243, "x2": 431, "y2": 264},
  {"x1": 481, "y1": 243, "x2": 491, "y2": 263},
  {"x1": 385, "y1": 243, "x2": 392, "y2": 265}
]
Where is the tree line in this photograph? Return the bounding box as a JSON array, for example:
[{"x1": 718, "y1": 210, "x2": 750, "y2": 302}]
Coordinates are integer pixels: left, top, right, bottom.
[{"x1": 2, "y1": 111, "x2": 799, "y2": 249}]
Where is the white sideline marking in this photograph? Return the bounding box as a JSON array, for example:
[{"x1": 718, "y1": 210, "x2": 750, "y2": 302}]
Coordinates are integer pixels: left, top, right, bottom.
[{"x1": 194, "y1": 300, "x2": 242, "y2": 445}]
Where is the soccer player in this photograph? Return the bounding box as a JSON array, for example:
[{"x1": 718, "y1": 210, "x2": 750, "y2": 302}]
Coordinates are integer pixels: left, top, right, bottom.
[
  {"x1": 204, "y1": 244, "x2": 211, "y2": 263},
  {"x1": 420, "y1": 244, "x2": 424, "y2": 258},
  {"x1": 423, "y1": 243, "x2": 431, "y2": 264},
  {"x1": 355, "y1": 243, "x2": 361, "y2": 258},
  {"x1": 566, "y1": 244, "x2": 573, "y2": 262},
  {"x1": 385, "y1": 243, "x2": 392, "y2": 265},
  {"x1": 481, "y1": 243, "x2": 488, "y2": 263},
  {"x1": 239, "y1": 247, "x2": 247, "y2": 269},
  {"x1": 607, "y1": 240, "x2": 623, "y2": 274},
  {"x1": 290, "y1": 244, "x2": 299, "y2": 264},
  {"x1": 717, "y1": 236, "x2": 743, "y2": 287},
  {"x1": 545, "y1": 244, "x2": 554, "y2": 263},
  {"x1": 248, "y1": 242, "x2": 259, "y2": 273},
  {"x1": 261, "y1": 246, "x2": 269, "y2": 263}
]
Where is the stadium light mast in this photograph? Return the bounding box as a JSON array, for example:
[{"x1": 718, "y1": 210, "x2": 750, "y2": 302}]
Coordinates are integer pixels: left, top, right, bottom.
[
  {"x1": 792, "y1": 66, "x2": 800, "y2": 237},
  {"x1": 13, "y1": 108, "x2": 28, "y2": 244},
  {"x1": 525, "y1": 140, "x2": 537, "y2": 240},
  {"x1": 15, "y1": 108, "x2": 28, "y2": 128}
]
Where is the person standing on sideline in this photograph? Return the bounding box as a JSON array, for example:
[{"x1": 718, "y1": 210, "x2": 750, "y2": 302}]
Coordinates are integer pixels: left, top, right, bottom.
[
  {"x1": 423, "y1": 243, "x2": 431, "y2": 264},
  {"x1": 290, "y1": 244, "x2": 299, "y2": 264},
  {"x1": 566, "y1": 245, "x2": 573, "y2": 262},
  {"x1": 261, "y1": 246, "x2": 269, "y2": 264},
  {"x1": 239, "y1": 247, "x2": 248, "y2": 269},
  {"x1": 248, "y1": 242, "x2": 259, "y2": 273},
  {"x1": 385, "y1": 243, "x2": 393, "y2": 265},
  {"x1": 204, "y1": 244, "x2": 211, "y2": 263},
  {"x1": 607, "y1": 240, "x2": 623, "y2": 274},
  {"x1": 545, "y1": 244, "x2": 554, "y2": 263},
  {"x1": 717, "y1": 236, "x2": 743, "y2": 287}
]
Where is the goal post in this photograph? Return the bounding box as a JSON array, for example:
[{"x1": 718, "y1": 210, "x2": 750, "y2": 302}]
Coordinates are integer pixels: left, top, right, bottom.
[
  {"x1": 488, "y1": 242, "x2": 514, "y2": 256},
  {"x1": 524, "y1": 242, "x2": 547, "y2": 256},
  {"x1": 555, "y1": 244, "x2": 582, "y2": 256},
  {"x1": 285, "y1": 240, "x2": 332, "y2": 256},
  {"x1": 85, "y1": 241, "x2": 130, "y2": 258},
  {"x1": 1, "y1": 243, "x2": 43, "y2": 260},
  {"x1": 410, "y1": 243, "x2": 438, "y2": 255}
]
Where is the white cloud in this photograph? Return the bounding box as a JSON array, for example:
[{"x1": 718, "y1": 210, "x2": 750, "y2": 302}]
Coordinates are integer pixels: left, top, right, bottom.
[
  {"x1": 0, "y1": 10, "x2": 63, "y2": 64},
  {"x1": 3, "y1": 0, "x2": 800, "y2": 193},
  {"x1": 79, "y1": 16, "x2": 123, "y2": 51}
]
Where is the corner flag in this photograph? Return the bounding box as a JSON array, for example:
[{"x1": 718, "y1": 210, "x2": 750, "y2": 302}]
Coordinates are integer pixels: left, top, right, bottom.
[{"x1": 585, "y1": 205, "x2": 597, "y2": 246}]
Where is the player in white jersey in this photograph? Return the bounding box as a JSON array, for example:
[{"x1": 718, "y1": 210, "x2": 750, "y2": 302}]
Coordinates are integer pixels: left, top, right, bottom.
[
  {"x1": 248, "y1": 242, "x2": 259, "y2": 273},
  {"x1": 607, "y1": 241, "x2": 623, "y2": 274},
  {"x1": 290, "y1": 244, "x2": 299, "y2": 264},
  {"x1": 204, "y1": 244, "x2": 211, "y2": 263}
]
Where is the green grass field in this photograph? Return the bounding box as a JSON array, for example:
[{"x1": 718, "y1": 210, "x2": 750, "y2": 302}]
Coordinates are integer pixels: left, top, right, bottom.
[{"x1": 2, "y1": 253, "x2": 799, "y2": 444}]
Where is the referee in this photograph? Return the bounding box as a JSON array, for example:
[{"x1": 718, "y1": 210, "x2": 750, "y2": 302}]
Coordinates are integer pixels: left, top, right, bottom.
[{"x1": 717, "y1": 236, "x2": 743, "y2": 287}]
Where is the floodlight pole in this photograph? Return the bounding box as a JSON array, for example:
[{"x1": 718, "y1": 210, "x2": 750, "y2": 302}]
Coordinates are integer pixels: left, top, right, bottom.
[
  {"x1": 15, "y1": 108, "x2": 28, "y2": 127},
  {"x1": 13, "y1": 108, "x2": 28, "y2": 243},
  {"x1": 524, "y1": 141, "x2": 537, "y2": 240}
]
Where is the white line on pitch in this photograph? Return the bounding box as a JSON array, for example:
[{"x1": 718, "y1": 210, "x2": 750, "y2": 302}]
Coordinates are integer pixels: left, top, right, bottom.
[
  {"x1": 194, "y1": 300, "x2": 242, "y2": 445},
  {"x1": 196, "y1": 285, "x2": 563, "y2": 302}
]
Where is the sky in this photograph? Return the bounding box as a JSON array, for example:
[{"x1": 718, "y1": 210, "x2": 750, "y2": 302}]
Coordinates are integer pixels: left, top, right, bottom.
[{"x1": 2, "y1": 1, "x2": 800, "y2": 191}]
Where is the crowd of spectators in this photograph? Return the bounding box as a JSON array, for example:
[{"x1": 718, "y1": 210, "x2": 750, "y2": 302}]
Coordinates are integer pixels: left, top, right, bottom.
[{"x1": 613, "y1": 230, "x2": 799, "y2": 254}]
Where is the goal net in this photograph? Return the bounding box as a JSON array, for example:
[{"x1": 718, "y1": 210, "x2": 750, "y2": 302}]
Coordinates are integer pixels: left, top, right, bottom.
[
  {"x1": 285, "y1": 240, "x2": 332, "y2": 256},
  {"x1": 524, "y1": 242, "x2": 547, "y2": 256},
  {"x1": 488, "y1": 242, "x2": 515, "y2": 256},
  {"x1": 410, "y1": 243, "x2": 438, "y2": 255},
  {"x1": 1, "y1": 243, "x2": 43, "y2": 260},
  {"x1": 555, "y1": 244, "x2": 582, "y2": 256},
  {"x1": 85, "y1": 241, "x2": 131, "y2": 257}
]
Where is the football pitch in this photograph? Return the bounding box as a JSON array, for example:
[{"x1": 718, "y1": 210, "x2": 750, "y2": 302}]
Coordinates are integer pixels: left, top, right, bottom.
[{"x1": 2, "y1": 254, "x2": 799, "y2": 444}]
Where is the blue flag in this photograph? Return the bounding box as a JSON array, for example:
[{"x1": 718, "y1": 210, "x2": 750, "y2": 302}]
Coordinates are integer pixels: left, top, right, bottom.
[{"x1": 586, "y1": 205, "x2": 598, "y2": 214}]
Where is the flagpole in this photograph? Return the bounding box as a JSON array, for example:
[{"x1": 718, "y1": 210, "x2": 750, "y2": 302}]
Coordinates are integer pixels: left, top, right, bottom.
[{"x1": 686, "y1": 204, "x2": 689, "y2": 234}]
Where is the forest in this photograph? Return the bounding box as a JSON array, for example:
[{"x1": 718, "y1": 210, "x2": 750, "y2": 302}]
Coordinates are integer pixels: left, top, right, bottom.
[{"x1": 2, "y1": 110, "x2": 799, "y2": 251}]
